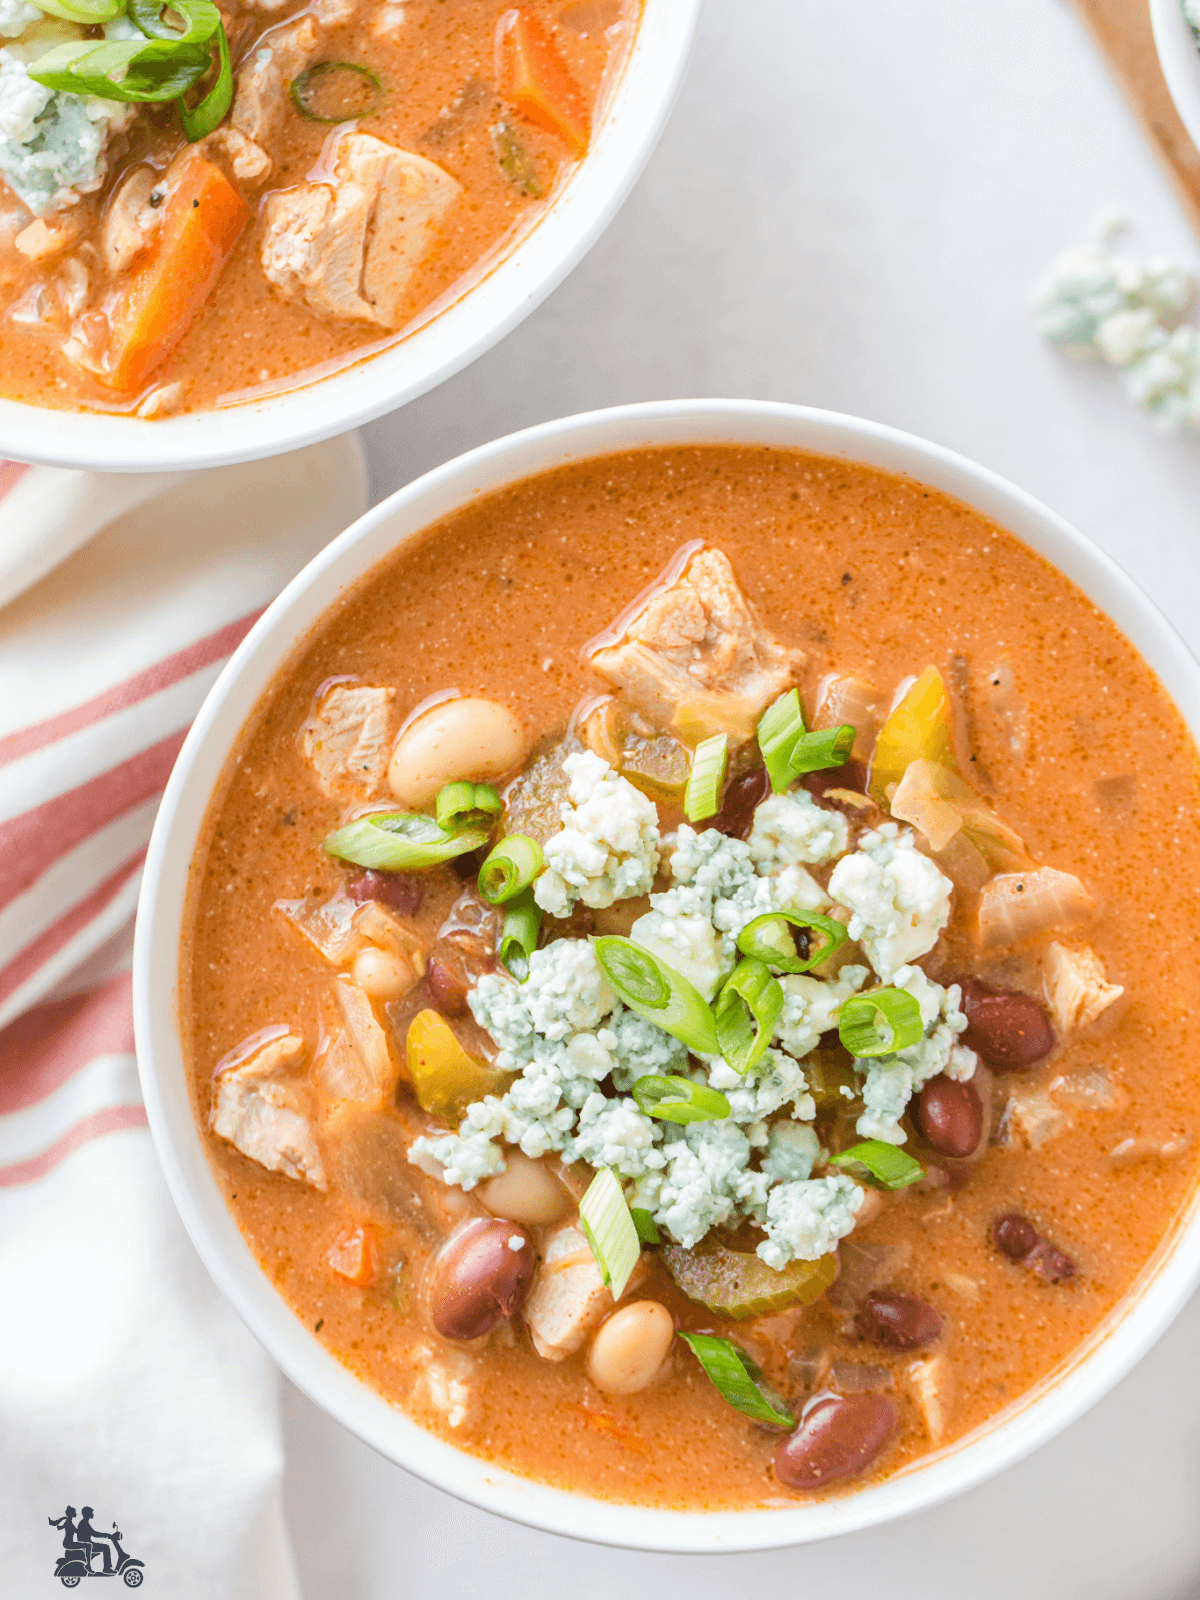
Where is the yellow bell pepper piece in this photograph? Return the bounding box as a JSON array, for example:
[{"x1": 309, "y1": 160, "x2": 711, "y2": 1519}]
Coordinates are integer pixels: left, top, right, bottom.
[
  {"x1": 868, "y1": 666, "x2": 956, "y2": 805},
  {"x1": 405, "y1": 1009, "x2": 511, "y2": 1122}
]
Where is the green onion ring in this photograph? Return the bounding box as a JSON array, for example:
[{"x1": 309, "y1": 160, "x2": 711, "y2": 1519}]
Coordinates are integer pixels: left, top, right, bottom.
[
  {"x1": 714, "y1": 957, "x2": 783, "y2": 1075},
  {"x1": 434, "y1": 780, "x2": 502, "y2": 835},
  {"x1": 831, "y1": 1139, "x2": 924, "y2": 1191},
  {"x1": 499, "y1": 889, "x2": 541, "y2": 982},
  {"x1": 477, "y1": 833, "x2": 544, "y2": 905},
  {"x1": 29, "y1": 36, "x2": 211, "y2": 101},
  {"x1": 736, "y1": 910, "x2": 848, "y2": 975},
  {"x1": 579, "y1": 1167, "x2": 640, "y2": 1300},
  {"x1": 677, "y1": 1332, "x2": 795, "y2": 1428},
  {"x1": 179, "y1": 20, "x2": 232, "y2": 141},
  {"x1": 838, "y1": 986, "x2": 924, "y2": 1058},
  {"x1": 290, "y1": 60, "x2": 382, "y2": 123},
  {"x1": 323, "y1": 812, "x2": 489, "y2": 872},
  {"x1": 29, "y1": 0, "x2": 121, "y2": 22},
  {"x1": 787, "y1": 724, "x2": 856, "y2": 776},
  {"x1": 592, "y1": 936, "x2": 720, "y2": 1056},
  {"x1": 631, "y1": 1074, "x2": 731, "y2": 1125},
  {"x1": 131, "y1": 0, "x2": 221, "y2": 44},
  {"x1": 630, "y1": 1207, "x2": 661, "y2": 1246},
  {"x1": 683, "y1": 732, "x2": 729, "y2": 823},
  {"x1": 757, "y1": 689, "x2": 807, "y2": 793}
]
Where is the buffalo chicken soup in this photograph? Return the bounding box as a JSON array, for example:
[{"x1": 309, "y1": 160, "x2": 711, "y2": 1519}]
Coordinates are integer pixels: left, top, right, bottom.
[{"x1": 183, "y1": 445, "x2": 1200, "y2": 1507}]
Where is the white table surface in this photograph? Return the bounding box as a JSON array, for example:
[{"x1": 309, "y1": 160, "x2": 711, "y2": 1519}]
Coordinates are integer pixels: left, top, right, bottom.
[{"x1": 284, "y1": 2, "x2": 1200, "y2": 1594}]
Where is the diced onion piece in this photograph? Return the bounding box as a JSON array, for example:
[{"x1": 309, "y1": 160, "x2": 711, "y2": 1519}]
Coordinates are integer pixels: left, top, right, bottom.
[
  {"x1": 579, "y1": 1166, "x2": 640, "y2": 1300},
  {"x1": 868, "y1": 666, "x2": 955, "y2": 805},
  {"x1": 683, "y1": 733, "x2": 729, "y2": 822},
  {"x1": 813, "y1": 674, "x2": 886, "y2": 759},
  {"x1": 478, "y1": 832, "x2": 544, "y2": 904},
  {"x1": 435, "y1": 780, "x2": 503, "y2": 834},
  {"x1": 713, "y1": 957, "x2": 783, "y2": 1074},
  {"x1": 832, "y1": 1139, "x2": 924, "y2": 1190},
  {"x1": 977, "y1": 867, "x2": 1092, "y2": 949},
  {"x1": 630, "y1": 1207, "x2": 661, "y2": 1245},
  {"x1": 499, "y1": 888, "x2": 541, "y2": 981},
  {"x1": 677, "y1": 1332, "x2": 795, "y2": 1427},
  {"x1": 838, "y1": 987, "x2": 924, "y2": 1058},
  {"x1": 324, "y1": 813, "x2": 490, "y2": 871},
  {"x1": 665, "y1": 1242, "x2": 838, "y2": 1319},
  {"x1": 405, "y1": 1008, "x2": 512, "y2": 1120},
  {"x1": 736, "y1": 909, "x2": 848, "y2": 975},
  {"x1": 889, "y1": 758, "x2": 966, "y2": 851},
  {"x1": 593, "y1": 936, "x2": 720, "y2": 1055},
  {"x1": 757, "y1": 689, "x2": 807, "y2": 792},
  {"x1": 891, "y1": 757, "x2": 1032, "y2": 870},
  {"x1": 631, "y1": 1073, "x2": 731, "y2": 1124}
]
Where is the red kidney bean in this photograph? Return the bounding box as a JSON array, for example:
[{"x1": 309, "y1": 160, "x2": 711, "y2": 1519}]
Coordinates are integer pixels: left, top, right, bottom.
[
  {"x1": 803, "y1": 758, "x2": 869, "y2": 803},
  {"x1": 917, "y1": 1075, "x2": 984, "y2": 1158},
  {"x1": 428, "y1": 1219, "x2": 536, "y2": 1341},
  {"x1": 955, "y1": 977, "x2": 1054, "y2": 1071},
  {"x1": 348, "y1": 870, "x2": 423, "y2": 916},
  {"x1": 451, "y1": 846, "x2": 491, "y2": 881},
  {"x1": 774, "y1": 1392, "x2": 898, "y2": 1491},
  {"x1": 854, "y1": 1290, "x2": 944, "y2": 1351},
  {"x1": 991, "y1": 1213, "x2": 1077, "y2": 1283},
  {"x1": 712, "y1": 768, "x2": 772, "y2": 839},
  {"x1": 426, "y1": 959, "x2": 469, "y2": 1015}
]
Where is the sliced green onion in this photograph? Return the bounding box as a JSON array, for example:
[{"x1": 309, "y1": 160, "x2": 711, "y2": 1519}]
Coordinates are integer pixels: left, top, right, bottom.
[
  {"x1": 131, "y1": 0, "x2": 221, "y2": 44},
  {"x1": 736, "y1": 910, "x2": 848, "y2": 975},
  {"x1": 478, "y1": 833, "x2": 544, "y2": 905},
  {"x1": 324, "y1": 813, "x2": 489, "y2": 871},
  {"x1": 630, "y1": 1207, "x2": 661, "y2": 1246},
  {"x1": 714, "y1": 958, "x2": 783, "y2": 1075},
  {"x1": 30, "y1": 0, "x2": 122, "y2": 22},
  {"x1": 788, "y1": 723, "x2": 856, "y2": 775},
  {"x1": 28, "y1": 37, "x2": 211, "y2": 102},
  {"x1": 684, "y1": 733, "x2": 729, "y2": 823},
  {"x1": 179, "y1": 21, "x2": 232, "y2": 141},
  {"x1": 832, "y1": 1139, "x2": 924, "y2": 1191},
  {"x1": 678, "y1": 1332, "x2": 795, "y2": 1428},
  {"x1": 291, "y1": 59, "x2": 382, "y2": 123},
  {"x1": 632, "y1": 1074, "x2": 731, "y2": 1125},
  {"x1": 592, "y1": 936, "x2": 720, "y2": 1055},
  {"x1": 757, "y1": 689, "x2": 807, "y2": 793},
  {"x1": 499, "y1": 889, "x2": 541, "y2": 982},
  {"x1": 838, "y1": 987, "x2": 924, "y2": 1058},
  {"x1": 579, "y1": 1166, "x2": 640, "y2": 1300},
  {"x1": 492, "y1": 120, "x2": 544, "y2": 197},
  {"x1": 435, "y1": 781, "x2": 502, "y2": 834}
]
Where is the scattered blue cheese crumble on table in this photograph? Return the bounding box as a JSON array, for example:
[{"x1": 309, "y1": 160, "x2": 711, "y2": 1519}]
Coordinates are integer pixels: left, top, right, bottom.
[
  {"x1": 410, "y1": 755, "x2": 977, "y2": 1269},
  {"x1": 1031, "y1": 211, "x2": 1200, "y2": 430}
]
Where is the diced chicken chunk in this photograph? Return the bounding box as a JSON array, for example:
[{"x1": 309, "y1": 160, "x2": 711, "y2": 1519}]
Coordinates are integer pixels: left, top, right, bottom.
[
  {"x1": 1001, "y1": 1082, "x2": 1069, "y2": 1151},
  {"x1": 210, "y1": 1031, "x2": 326, "y2": 1188},
  {"x1": 301, "y1": 681, "x2": 395, "y2": 797},
  {"x1": 204, "y1": 125, "x2": 273, "y2": 183},
  {"x1": 233, "y1": 16, "x2": 319, "y2": 148},
  {"x1": 100, "y1": 166, "x2": 163, "y2": 275},
  {"x1": 976, "y1": 867, "x2": 1092, "y2": 949},
  {"x1": 1044, "y1": 942, "x2": 1123, "y2": 1035},
  {"x1": 260, "y1": 134, "x2": 462, "y2": 328},
  {"x1": 906, "y1": 1355, "x2": 951, "y2": 1442},
  {"x1": 588, "y1": 548, "x2": 804, "y2": 743},
  {"x1": 522, "y1": 1221, "x2": 617, "y2": 1360},
  {"x1": 14, "y1": 213, "x2": 83, "y2": 263}
]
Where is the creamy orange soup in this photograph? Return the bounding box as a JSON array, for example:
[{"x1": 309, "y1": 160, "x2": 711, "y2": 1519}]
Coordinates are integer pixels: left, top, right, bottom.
[{"x1": 182, "y1": 445, "x2": 1200, "y2": 1508}]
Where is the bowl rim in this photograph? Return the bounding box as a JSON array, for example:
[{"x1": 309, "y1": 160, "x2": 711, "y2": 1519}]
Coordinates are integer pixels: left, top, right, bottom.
[
  {"x1": 0, "y1": 0, "x2": 704, "y2": 475},
  {"x1": 134, "y1": 397, "x2": 1200, "y2": 1552},
  {"x1": 1150, "y1": 0, "x2": 1200, "y2": 154}
]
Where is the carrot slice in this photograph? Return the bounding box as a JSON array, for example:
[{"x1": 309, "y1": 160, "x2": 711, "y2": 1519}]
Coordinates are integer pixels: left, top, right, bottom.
[
  {"x1": 103, "y1": 155, "x2": 250, "y2": 393},
  {"x1": 495, "y1": 7, "x2": 591, "y2": 159},
  {"x1": 326, "y1": 1224, "x2": 378, "y2": 1287}
]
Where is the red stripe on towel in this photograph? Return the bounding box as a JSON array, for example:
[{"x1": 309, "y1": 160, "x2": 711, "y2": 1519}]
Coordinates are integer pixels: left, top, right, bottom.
[
  {"x1": 0, "y1": 1103, "x2": 148, "y2": 1187},
  {"x1": 0, "y1": 971, "x2": 134, "y2": 1112},
  {"x1": 0, "y1": 850, "x2": 145, "y2": 1009}
]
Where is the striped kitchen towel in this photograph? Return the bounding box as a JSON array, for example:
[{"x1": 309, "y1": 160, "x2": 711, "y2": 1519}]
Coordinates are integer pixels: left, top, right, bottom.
[{"x1": 0, "y1": 438, "x2": 367, "y2": 1598}]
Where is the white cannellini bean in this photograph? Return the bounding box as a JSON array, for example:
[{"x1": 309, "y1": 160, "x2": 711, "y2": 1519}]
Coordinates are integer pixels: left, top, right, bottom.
[
  {"x1": 351, "y1": 945, "x2": 415, "y2": 1002},
  {"x1": 388, "y1": 696, "x2": 527, "y2": 808},
  {"x1": 479, "y1": 1151, "x2": 571, "y2": 1226},
  {"x1": 586, "y1": 1301, "x2": 674, "y2": 1396}
]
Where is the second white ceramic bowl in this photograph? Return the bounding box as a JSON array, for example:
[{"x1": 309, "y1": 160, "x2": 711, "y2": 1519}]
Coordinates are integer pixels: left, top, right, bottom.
[
  {"x1": 1152, "y1": 0, "x2": 1200, "y2": 153},
  {"x1": 135, "y1": 398, "x2": 1200, "y2": 1552},
  {"x1": 0, "y1": 2, "x2": 702, "y2": 475}
]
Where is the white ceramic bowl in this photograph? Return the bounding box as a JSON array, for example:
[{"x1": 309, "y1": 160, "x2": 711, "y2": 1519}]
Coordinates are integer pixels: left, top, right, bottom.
[
  {"x1": 0, "y1": 2, "x2": 702, "y2": 475},
  {"x1": 134, "y1": 399, "x2": 1200, "y2": 1553},
  {"x1": 1151, "y1": 0, "x2": 1200, "y2": 153}
]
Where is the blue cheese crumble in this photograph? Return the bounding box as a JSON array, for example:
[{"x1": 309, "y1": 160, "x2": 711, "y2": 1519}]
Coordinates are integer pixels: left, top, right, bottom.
[
  {"x1": 533, "y1": 752, "x2": 661, "y2": 916},
  {"x1": 854, "y1": 966, "x2": 976, "y2": 1145},
  {"x1": 757, "y1": 1175, "x2": 862, "y2": 1268},
  {"x1": 827, "y1": 824, "x2": 952, "y2": 979},
  {"x1": 748, "y1": 790, "x2": 849, "y2": 870}
]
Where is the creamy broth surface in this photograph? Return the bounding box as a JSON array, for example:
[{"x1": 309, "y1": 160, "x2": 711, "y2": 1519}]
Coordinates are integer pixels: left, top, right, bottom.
[{"x1": 182, "y1": 446, "x2": 1200, "y2": 1508}]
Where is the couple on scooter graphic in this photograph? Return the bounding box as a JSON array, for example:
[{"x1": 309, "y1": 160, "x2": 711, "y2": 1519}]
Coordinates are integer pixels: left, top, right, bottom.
[{"x1": 48, "y1": 1505, "x2": 145, "y2": 1587}]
